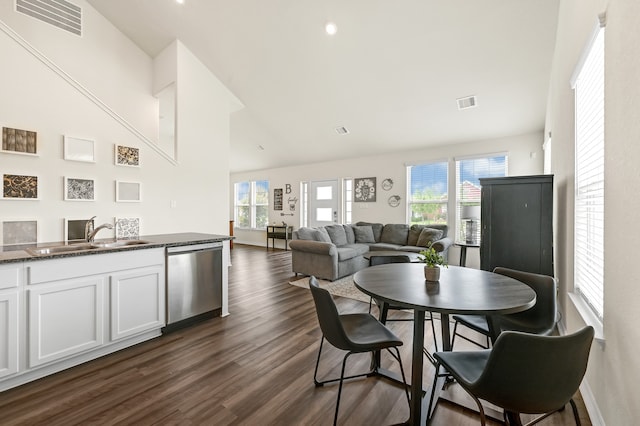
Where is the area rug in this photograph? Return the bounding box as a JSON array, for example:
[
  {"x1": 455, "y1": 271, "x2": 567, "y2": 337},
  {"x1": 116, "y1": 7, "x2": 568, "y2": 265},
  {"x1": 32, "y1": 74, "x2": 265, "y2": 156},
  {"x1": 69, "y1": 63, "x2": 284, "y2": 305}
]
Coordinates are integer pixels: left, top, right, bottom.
[{"x1": 289, "y1": 275, "x2": 370, "y2": 304}]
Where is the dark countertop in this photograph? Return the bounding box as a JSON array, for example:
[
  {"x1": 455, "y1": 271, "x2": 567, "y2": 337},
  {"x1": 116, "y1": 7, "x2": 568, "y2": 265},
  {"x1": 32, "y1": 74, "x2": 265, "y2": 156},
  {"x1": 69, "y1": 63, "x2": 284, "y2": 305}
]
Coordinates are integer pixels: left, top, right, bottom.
[{"x1": 0, "y1": 232, "x2": 233, "y2": 264}]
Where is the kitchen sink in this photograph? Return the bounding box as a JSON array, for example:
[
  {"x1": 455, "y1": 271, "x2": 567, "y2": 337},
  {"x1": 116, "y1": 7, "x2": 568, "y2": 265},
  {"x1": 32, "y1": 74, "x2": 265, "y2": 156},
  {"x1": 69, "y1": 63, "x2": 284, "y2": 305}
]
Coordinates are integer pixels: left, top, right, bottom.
[
  {"x1": 26, "y1": 240, "x2": 150, "y2": 256},
  {"x1": 27, "y1": 243, "x2": 96, "y2": 256},
  {"x1": 90, "y1": 240, "x2": 150, "y2": 248}
]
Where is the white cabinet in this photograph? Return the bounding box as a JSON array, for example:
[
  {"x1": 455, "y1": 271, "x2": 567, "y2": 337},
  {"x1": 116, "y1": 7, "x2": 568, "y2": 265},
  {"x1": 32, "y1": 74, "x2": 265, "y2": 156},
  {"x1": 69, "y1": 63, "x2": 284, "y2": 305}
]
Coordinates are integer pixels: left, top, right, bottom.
[
  {"x1": 28, "y1": 276, "x2": 104, "y2": 367},
  {"x1": 25, "y1": 248, "x2": 164, "y2": 369},
  {"x1": 0, "y1": 263, "x2": 21, "y2": 379},
  {"x1": 110, "y1": 266, "x2": 164, "y2": 341}
]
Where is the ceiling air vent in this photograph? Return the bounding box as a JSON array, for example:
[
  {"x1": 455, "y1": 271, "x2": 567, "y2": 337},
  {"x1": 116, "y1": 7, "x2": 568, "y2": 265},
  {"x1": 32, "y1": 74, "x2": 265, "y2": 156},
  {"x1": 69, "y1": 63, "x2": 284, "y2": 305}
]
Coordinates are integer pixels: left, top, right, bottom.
[
  {"x1": 335, "y1": 126, "x2": 350, "y2": 135},
  {"x1": 16, "y1": 0, "x2": 82, "y2": 36},
  {"x1": 456, "y1": 95, "x2": 477, "y2": 110}
]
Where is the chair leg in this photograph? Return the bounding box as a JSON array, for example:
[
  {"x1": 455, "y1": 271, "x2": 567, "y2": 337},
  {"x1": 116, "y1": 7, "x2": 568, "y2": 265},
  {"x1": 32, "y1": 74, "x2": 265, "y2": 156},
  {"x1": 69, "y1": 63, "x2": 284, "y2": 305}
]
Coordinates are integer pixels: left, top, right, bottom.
[
  {"x1": 334, "y1": 351, "x2": 355, "y2": 426},
  {"x1": 313, "y1": 337, "x2": 326, "y2": 386},
  {"x1": 388, "y1": 346, "x2": 411, "y2": 411},
  {"x1": 569, "y1": 398, "x2": 582, "y2": 426}
]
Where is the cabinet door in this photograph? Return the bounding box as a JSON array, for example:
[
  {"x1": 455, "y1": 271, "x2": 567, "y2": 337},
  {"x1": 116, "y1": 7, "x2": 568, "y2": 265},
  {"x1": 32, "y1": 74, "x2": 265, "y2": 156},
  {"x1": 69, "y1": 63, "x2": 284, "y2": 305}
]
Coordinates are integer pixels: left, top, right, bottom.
[
  {"x1": 0, "y1": 291, "x2": 19, "y2": 378},
  {"x1": 110, "y1": 266, "x2": 165, "y2": 341},
  {"x1": 28, "y1": 277, "x2": 105, "y2": 367}
]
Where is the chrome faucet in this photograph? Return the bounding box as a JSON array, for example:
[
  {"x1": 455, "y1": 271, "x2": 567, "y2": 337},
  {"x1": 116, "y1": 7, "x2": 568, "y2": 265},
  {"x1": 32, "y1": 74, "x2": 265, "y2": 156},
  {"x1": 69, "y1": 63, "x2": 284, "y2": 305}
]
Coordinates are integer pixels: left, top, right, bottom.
[{"x1": 85, "y1": 217, "x2": 114, "y2": 242}]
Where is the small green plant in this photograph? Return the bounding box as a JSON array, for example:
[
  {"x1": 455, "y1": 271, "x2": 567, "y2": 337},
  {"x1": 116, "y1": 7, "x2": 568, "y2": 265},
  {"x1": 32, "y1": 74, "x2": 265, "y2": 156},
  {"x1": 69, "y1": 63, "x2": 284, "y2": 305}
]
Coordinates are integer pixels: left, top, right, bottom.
[{"x1": 418, "y1": 245, "x2": 448, "y2": 268}]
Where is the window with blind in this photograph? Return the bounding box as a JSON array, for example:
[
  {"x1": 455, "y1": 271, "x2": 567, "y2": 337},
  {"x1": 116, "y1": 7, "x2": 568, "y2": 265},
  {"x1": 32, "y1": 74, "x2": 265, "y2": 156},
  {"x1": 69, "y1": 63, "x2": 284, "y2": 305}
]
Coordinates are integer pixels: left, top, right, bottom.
[
  {"x1": 234, "y1": 180, "x2": 270, "y2": 229},
  {"x1": 407, "y1": 162, "x2": 448, "y2": 225},
  {"x1": 455, "y1": 155, "x2": 508, "y2": 243},
  {"x1": 572, "y1": 19, "x2": 605, "y2": 321}
]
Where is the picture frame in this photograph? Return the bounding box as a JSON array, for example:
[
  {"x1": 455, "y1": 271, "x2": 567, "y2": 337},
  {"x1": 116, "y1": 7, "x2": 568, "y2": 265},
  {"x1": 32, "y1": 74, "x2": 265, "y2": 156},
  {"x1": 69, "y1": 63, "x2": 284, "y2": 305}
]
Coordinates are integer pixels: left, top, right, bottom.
[
  {"x1": 64, "y1": 217, "x2": 92, "y2": 241},
  {"x1": 2, "y1": 174, "x2": 39, "y2": 200},
  {"x1": 1, "y1": 219, "x2": 38, "y2": 245},
  {"x1": 64, "y1": 177, "x2": 95, "y2": 201},
  {"x1": 114, "y1": 144, "x2": 140, "y2": 167},
  {"x1": 354, "y1": 177, "x2": 377, "y2": 202},
  {"x1": 115, "y1": 180, "x2": 141, "y2": 202},
  {"x1": 63, "y1": 136, "x2": 95, "y2": 163},
  {"x1": 115, "y1": 217, "x2": 141, "y2": 239},
  {"x1": 1, "y1": 126, "x2": 38, "y2": 156}
]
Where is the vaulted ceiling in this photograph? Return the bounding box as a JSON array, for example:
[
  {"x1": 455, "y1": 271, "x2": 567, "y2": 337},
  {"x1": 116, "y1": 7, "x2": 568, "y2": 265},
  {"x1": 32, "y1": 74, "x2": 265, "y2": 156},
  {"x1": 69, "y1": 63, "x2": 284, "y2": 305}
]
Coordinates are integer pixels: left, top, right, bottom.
[{"x1": 87, "y1": 0, "x2": 559, "y2": 173}]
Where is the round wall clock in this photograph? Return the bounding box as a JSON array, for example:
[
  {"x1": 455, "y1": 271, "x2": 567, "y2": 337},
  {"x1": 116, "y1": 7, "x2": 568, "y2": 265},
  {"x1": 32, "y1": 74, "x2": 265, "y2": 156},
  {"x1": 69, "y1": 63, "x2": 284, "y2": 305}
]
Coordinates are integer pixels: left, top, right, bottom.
[
  {"x1": 381, "y1": 178, "x2": 394, "y2": 190},
  {"x1": 388, "y1": 195, "x2": 401, "y2": 207}
]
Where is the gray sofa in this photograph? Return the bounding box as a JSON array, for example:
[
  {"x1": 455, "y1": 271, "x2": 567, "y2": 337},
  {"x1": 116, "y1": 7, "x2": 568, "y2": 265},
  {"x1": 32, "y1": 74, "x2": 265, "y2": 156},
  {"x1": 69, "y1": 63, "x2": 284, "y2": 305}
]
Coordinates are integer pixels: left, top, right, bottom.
[{"x1": 289, "y1": 222, "x2": 452, "y2": 281}]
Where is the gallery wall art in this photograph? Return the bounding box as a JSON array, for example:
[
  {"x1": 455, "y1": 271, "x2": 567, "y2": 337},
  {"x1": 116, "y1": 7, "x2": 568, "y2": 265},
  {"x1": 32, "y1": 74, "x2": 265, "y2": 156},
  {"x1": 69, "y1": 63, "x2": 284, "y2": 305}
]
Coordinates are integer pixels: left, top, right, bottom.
[
  {"x1": 115, "y1": 217, "x2": 140, "y2": 239},
  {"x1": 2, "y1": 219, "x2": 37, "y2": 245},
  {"x1": 2, "y1": 126, "x2": 37, "y2": 155},
  {"x1": 64, "y1": 136, "x2": 95, "y2": 162},
  {"x1": 3, "y1": 174, "x2": 38, "y2": 199},
  {"x1": 65, "y1": 218, "x2": 92, "y2": 241},
  {"x1": 64, "y1": 177, "x2": 95, "y2": 201},
  {"x1": 115, "y1": 181, "x2": 141, "y2": 202},
  {"x1": 115, "y1": 144, "x2": 140, "y2": 167}
]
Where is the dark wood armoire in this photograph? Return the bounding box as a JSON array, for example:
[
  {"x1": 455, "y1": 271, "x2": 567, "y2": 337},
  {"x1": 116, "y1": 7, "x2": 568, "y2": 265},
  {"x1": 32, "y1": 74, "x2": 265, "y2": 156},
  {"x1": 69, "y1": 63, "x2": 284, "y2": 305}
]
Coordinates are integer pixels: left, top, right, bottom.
[{"x1": 479, "y1": 175, "x2": 554, "y2": 276}]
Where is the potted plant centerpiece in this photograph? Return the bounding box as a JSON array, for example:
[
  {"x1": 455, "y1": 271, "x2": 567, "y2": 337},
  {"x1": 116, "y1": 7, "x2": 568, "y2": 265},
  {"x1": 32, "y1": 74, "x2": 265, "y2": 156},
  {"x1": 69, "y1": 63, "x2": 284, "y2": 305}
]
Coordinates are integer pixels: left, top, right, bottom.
[{"x1": 418, "y1": 244, "x2": 448, "y2": 281}]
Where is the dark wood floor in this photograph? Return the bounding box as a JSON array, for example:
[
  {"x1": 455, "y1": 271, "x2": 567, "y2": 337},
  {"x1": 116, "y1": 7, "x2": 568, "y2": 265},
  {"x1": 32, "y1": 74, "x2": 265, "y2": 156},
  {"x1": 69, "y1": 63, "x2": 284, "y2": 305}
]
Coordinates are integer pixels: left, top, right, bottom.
[{"x1": 0, "y1": 244, "x2": 591, "y2": 425}]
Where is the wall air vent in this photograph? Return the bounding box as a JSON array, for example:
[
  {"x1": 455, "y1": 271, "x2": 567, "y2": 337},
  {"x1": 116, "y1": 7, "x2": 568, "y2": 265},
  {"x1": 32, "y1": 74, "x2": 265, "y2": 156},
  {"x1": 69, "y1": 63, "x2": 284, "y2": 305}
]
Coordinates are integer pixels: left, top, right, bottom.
[
  {"x1": 16, "y1": 0, "x2": 82, "y2": 36},
  {"x1": 335, "y1": 126, "x2": 350, "y2": 135},
  {"x1": 456, "y1": 95, "x2": 477, "y2": 110}
]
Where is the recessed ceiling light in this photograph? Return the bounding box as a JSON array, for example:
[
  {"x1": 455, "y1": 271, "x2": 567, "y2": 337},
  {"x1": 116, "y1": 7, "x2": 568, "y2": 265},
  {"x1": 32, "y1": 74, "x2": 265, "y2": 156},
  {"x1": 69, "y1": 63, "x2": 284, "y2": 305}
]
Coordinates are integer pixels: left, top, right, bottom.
[{"x1": 325, "y1": 22, "x2": 337, "y2": 35}]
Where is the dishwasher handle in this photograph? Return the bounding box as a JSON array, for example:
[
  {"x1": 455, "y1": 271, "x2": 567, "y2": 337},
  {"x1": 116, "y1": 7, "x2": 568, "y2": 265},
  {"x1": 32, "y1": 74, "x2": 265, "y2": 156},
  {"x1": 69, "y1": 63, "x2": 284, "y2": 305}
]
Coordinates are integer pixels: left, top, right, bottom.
[{"x1": 167, "y1": 242, "x2": 222, "y2": 254}]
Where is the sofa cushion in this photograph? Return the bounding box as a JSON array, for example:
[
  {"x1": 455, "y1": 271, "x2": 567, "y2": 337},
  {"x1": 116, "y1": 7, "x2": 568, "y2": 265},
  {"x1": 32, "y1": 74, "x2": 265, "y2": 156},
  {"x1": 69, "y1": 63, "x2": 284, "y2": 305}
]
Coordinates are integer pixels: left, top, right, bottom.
[
  {"x1": 353, "y1": 225, "x2": 376, "y2": 243},
  {"x1": 325, "y1": 224, "x2": 348, "y2": 246},
  {"x1": 417, "y1": 227, "x2": 444, "y2": 247},
  {"x1": 355, "y1": 222, "x2": 384, "y2": 242},
  {"x1": 336, "y1": 245, "x2": 368, "y2": 261},
  {"x1": 381, "y1": 224, "x2": 409, "y2": 245},
  {"x1": 344, "y1": 225, "x2": 356, "y2": 244},
  {"x1": 297, "y1": 227, "x2": 318, "y2": 241},
  {"x1": 316, "y1": 227, "x2": 332, "y2": 243},
  {"x1": 369, "y1": 243, "x2": 404, "y2": 251}
]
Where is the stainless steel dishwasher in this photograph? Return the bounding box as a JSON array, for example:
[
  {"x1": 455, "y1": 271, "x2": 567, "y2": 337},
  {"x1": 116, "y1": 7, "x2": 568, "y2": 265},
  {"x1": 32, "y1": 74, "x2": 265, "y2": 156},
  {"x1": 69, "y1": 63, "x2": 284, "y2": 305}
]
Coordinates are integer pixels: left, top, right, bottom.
[{"x1": 165, "y1": 242, "x2": 223, "y2": 332}]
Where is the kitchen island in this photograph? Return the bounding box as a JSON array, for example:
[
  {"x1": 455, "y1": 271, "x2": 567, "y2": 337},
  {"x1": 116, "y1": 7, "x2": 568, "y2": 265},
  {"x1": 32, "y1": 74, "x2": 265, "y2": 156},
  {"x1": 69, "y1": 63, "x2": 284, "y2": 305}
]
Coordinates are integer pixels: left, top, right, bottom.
[{"x1": 0, "y1": 233, "x2": 232, "y2": 392}]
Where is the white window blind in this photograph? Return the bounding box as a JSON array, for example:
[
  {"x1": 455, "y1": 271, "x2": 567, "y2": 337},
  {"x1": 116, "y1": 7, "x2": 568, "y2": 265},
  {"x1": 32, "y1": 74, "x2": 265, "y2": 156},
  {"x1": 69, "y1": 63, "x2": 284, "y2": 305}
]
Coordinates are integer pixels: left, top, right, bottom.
[
  {"x1": 407, "y1": 162, "x2": 448, "y2": 225},
  {"x1": 455, "y1": 155, "x2": 508, "y2": 243},
  {"x1": 573, "y1": 20, "x2": 605, "y2": 321}
]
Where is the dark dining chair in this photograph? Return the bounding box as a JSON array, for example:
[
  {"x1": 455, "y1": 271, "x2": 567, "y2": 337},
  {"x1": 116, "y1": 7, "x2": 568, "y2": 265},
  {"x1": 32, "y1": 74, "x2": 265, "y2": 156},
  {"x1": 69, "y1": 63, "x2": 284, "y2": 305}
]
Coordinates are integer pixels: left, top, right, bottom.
[
  {"x1": 308, "y1": 276, "x2": 410, "y2": 425},
  {"x1": 432, "y1": 326, "x2": 594, "y2": 426},
  {"x1": 368, "y1": 254, "x2": 412, "y2": 313},
  {"x1": 451, "y1": 267, "x2": 558, "y2": 348}
]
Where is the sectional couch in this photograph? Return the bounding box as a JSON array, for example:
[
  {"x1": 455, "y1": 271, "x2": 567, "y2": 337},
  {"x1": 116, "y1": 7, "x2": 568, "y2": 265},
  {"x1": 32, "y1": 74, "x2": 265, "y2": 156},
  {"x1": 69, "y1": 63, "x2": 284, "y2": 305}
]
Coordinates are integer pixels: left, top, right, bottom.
[{"x1": 289, "y1": 222, "x2": 452, "y2": 281}]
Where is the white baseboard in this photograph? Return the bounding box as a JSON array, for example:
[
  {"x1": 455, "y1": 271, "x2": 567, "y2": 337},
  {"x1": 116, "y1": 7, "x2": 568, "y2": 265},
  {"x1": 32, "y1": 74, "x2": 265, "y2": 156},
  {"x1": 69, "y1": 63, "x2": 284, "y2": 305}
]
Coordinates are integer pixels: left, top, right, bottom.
[{"x1": 579, "y1": 381, "x2": 605, "y2": 426}]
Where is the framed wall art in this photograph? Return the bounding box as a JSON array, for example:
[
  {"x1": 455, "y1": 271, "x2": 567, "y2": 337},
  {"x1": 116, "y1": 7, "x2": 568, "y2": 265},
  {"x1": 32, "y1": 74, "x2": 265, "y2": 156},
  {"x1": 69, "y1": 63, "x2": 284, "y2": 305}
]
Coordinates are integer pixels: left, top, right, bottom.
[
  {"x1": 1, "y1": 219, "x2": 37, "y2": 245},
  {"x1": 354, "y1": 177, "x2": 376, "y2": 202},
  {"x1": 2, "y1": 126, "x2": 37, "y2": 155},
  {"x1": 274, "y1": 188, "x2": 283, "y2": 210},
  {"x1": 115, "y1": 144, "x2": 140, "y2": 167},
  {"x1": 115, "y1": 181, "x2": 141, "y2": 202},
  {"x1": 64, "y1": 136, "x2": 95, "y2": 163},
  {"x1": 64, "y1": 177, "x2": 95, "y2": 201},
  {"x1": 65, "y1": 217, "x2": 92, "y2": 241},
  {"x1": 3, "y1": 174, "x2": 38, "y2": 199},
  {"x1": 115, "y1": 217, "x2": 140, "y2": 239}
]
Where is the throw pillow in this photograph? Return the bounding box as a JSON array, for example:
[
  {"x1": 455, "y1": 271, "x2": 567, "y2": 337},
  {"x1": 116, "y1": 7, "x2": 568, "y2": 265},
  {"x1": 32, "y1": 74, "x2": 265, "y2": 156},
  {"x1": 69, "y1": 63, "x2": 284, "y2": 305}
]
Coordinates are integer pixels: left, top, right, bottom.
[
  {"x1": 315, "y1": 228, "x2": 332, "y2": 243},
  {"x1": 353, "y1": 225, "x2": 376, "y2": 243},
  {"x1": 296, "y1": 227, "x2": 317, "y2": 241},
  {"x1": 407, "y1": 225, "x2": 425, "y2": 246},
  {"x1": 417, "y1": 227, "x2": 444, "y2": 247},
  {"x1": 325, "y1": 224, "x2": 348, "y2": 246}
]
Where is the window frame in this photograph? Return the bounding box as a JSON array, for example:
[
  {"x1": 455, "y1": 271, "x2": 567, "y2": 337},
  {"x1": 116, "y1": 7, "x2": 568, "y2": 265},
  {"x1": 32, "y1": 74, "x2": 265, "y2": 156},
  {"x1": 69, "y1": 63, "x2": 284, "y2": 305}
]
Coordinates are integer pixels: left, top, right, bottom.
[{"x1": 234, "y1": 180, "x2": 270, "y2": 230}]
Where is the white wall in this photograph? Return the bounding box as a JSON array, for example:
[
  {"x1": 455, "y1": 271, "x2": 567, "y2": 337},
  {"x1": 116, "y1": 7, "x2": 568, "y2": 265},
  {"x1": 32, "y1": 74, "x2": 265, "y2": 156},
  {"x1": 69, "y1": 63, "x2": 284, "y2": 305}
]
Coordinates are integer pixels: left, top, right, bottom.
[
  {"x1": 0, "y1": 2, "x2": 235, "y2": 242},
  {"x1": 231, "y1": 131, "x2": 544, "y2": 267},
  {"x1": 545, "y1": 0, "x2": 640, "y2": 423}
]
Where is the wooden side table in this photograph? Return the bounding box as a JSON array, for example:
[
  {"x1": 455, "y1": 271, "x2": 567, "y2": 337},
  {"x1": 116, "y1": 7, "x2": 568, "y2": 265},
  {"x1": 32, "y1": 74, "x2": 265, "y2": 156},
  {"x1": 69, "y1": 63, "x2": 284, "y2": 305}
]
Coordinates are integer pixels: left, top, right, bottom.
[
  {"x1": 266, "y1": 225, "x2": 293, "y2": 250},
  {"x1": 456, "y1": 242, "x2": 480, "y2": 267}
]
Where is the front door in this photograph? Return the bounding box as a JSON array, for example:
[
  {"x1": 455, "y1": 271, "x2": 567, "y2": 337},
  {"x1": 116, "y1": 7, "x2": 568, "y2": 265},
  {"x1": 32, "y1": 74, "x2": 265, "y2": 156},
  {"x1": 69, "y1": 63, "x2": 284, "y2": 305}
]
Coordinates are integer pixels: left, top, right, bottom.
[{"x1": 309, "y1": 180, "x2": 339, "y2": 227}]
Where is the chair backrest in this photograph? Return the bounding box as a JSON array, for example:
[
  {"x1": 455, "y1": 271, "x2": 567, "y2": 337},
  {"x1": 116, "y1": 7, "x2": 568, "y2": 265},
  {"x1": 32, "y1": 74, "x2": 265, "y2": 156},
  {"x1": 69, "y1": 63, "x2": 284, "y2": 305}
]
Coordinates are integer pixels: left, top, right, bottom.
[
  {"x1": 493, "y1": 267, "x2": 557, "y2": 335},
  {"x1": 473, "y1": 326, "x2": 594, "y2": 414},
  {"x1": 308, "y1": 276, "x2": 353, "y2": 351},
  {"x1": 369, "y1": 255, "x2": 411, "y2": 266}
]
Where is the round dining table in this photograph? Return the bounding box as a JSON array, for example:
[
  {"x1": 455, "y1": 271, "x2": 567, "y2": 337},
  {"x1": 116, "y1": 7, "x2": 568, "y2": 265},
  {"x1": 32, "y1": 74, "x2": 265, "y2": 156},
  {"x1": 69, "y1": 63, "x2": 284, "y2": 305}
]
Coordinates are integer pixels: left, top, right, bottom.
[{"x1": 353, "y1": 263, "x2": 536, "y2": 425}]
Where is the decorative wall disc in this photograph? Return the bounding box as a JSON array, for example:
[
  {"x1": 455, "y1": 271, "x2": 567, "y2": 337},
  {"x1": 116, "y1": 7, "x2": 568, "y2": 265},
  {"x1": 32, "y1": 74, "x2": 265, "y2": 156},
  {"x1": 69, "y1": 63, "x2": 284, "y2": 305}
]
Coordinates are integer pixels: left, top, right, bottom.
[
  {"x1": 388, "y1": 195, "x2": 401, "y2": 207},
  {"x1": 381, "y1": 178, "x2": 394, "y2": 190}
]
